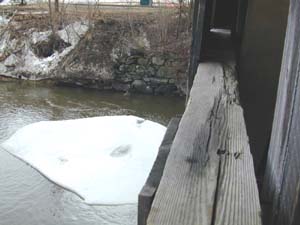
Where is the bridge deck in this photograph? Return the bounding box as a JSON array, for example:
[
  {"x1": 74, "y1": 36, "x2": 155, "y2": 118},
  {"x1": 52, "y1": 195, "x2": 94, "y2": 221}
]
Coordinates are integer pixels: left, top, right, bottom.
[{"x1": 142, "y1": 58, "x2": 262, "y2": 225}]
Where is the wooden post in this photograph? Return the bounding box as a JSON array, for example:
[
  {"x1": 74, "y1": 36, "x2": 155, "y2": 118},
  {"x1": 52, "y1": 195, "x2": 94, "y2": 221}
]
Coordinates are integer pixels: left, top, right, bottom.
[
  {"x1": 187, "y1": 0, "x2": 212, "y2": 102},
  {"x1": 263, "y1": 0, "x2": 300, "y2": 224}
]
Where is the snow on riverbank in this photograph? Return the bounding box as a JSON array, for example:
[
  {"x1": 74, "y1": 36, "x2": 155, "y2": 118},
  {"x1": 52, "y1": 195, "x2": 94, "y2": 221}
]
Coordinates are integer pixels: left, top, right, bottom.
[
  {"x1": 0, "y1": 20, "x2": 88, "y2": 79},
  {"x1": 25, "y1": 21, "x2": 89, "y2": 75},
  {"x1": 0, "y1": 16, "x2": 9, "y2": 25},
  {"x1": 0, "y1": 0, "x2": 179, "y2": 5},
  {"x1": 1, "y1": 116, "x2": 166, "y2": 205}
]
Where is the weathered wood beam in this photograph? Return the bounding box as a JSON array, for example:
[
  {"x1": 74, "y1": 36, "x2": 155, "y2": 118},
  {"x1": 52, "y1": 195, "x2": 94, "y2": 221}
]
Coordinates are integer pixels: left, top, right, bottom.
[
  {"x1": 138, "y1": 117, "x2": 181, "y2": 225},
  {"x1": 213, "y1": 64, "x2": 261, "y2": 225},
  {"x1": 187, "y1": 0, "x2": 212, "y2": 98},
  {"x1": 262, "y1": 0, "x2": 300, "y2": 224},
  {"x1": 147, "y1": 60, "x2": 261, "y2": 225}
]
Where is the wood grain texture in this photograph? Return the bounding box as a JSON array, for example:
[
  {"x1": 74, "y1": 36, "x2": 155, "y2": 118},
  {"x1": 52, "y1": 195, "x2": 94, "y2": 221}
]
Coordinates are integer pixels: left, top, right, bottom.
[
  {"x1": 147, "y1": 62, "x2": 261, "y2": 225},
  {"x1": 148, "y1": 63, "x2": 224, "y2": 225},
  {"x1": 213, "y1": 64, "x2": 261, "y2": 225},
  {"x1": 262, "y1": 0, "x2": 300, "y2": 224},
  {"x1": 138, "y1": 117, "x2": 181, "y2": 225}
]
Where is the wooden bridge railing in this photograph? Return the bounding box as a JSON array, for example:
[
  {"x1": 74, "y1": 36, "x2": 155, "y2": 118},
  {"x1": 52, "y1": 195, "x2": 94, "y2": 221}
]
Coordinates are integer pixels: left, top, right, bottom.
[
  {"x1": 138, "y1": 116, "x2": 181, "y2": 225},
  {"x1": 138, "y1": 0, "x2": 263, "y2": 223},
  {"x1": 139, "y1": 53, "x2": 262, "y2": 224}
]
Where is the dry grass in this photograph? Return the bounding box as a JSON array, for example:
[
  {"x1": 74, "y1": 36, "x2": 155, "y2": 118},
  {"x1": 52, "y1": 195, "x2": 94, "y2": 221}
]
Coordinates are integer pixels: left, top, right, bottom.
[{"x1": 1, "y1": 2, "x2": 192, "y2": 58}]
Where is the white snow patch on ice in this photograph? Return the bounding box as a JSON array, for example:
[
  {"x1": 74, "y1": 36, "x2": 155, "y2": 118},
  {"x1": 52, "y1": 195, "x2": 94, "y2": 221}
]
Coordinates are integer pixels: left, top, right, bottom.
[{"x1": 1, "y1": 115, "x2": 166, "y2": 205}]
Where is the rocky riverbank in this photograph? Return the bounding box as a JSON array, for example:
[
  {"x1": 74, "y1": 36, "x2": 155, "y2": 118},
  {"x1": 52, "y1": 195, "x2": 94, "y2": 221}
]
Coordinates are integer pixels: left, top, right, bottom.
[{"x1": 0, "y1": 9, "x2": 191, "y2": 96}]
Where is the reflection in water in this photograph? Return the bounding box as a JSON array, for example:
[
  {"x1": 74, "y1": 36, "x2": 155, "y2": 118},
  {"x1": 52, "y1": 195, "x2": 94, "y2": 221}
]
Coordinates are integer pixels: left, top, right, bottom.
[{"x1": 0, "y1": 81, "x2": 184, "y2": 225}]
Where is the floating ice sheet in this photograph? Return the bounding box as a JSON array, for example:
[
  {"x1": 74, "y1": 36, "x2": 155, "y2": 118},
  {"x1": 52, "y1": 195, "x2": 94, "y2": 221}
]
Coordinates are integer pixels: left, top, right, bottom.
[{"x1": 1, "y1": 116, "x2": 166, "y2": 205}]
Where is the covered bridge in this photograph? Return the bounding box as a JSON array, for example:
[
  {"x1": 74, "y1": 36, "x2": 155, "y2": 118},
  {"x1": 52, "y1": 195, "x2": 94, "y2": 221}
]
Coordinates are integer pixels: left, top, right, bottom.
[{"x1": 138, "y1": 0, "x2": 300, "y2": 224}]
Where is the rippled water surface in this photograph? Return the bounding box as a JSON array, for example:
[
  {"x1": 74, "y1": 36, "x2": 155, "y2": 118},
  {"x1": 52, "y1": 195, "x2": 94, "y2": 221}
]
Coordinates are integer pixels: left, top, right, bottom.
[{"x1": 0, "y1": 81, "x2": 184, "y2": 225}]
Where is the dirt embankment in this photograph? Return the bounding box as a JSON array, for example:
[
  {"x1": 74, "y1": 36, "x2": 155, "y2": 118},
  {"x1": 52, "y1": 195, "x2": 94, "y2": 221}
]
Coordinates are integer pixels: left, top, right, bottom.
[{"x1": 0, "y1": 6, "x2": 191, "y2": 95}]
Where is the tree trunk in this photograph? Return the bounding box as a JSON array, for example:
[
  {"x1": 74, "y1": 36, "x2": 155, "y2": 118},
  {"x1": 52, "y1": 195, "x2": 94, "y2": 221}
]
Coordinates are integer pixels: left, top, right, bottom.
[
  {"x1": 55, "y1": 0, "x2": 59, "y2": 13},
  {"x1": 48, "y1": 0, "x2": 55, "y2": 35}
]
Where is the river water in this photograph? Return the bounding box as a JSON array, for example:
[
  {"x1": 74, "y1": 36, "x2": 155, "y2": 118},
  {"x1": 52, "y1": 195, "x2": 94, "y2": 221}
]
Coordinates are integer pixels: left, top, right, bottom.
[{"x1": 0, "y1": 81, "x2": 184, "y2": 225}]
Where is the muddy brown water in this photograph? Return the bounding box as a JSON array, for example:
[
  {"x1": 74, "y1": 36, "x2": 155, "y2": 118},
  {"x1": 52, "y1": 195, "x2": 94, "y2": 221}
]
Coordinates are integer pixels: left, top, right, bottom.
[{"x1": 0, "y1": 81, "x2": 184, "y2": 225}]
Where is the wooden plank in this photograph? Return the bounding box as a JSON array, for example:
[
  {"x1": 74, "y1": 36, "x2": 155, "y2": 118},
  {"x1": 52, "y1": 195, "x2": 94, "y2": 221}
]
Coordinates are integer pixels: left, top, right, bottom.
[
  {"x1": 147, "y1": 61, "x2": 261, "y2": 225},
  {"x1": 187, "y1": 0, "x2": 210, "y2": 97},
  {"x1": 138, "y1": 117, "x2": 181, "y2": 225},
  {"x1": 139, "y1": 185, "x2": 157, "y2": 225},
  {"x1": 214, "y1": 104, "x2": 261, "y2": 225},
  {"x1": 212, "y1": 64, "x2": 261, "y2": 225},
  {"x1": 262, "y1": 0, "x2": 300, "y2": 224},
  {"x1": 148, "y1": 62, "x2": 224, "y2": 225}
]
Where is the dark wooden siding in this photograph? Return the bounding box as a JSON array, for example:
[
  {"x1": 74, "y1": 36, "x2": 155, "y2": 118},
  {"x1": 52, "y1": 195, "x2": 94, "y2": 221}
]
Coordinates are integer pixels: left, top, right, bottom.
[
  {"x1": 263, "y1": 0, "x2": 300, "y2": 224},
  {"x1": 237, "y1": 0, "x2": 289, "y2": 176}
]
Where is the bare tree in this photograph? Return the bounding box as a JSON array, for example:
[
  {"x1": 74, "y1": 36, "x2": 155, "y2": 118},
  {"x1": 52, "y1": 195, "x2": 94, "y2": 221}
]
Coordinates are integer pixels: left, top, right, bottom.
[
  {"x1": 48, "y1": 0, "x2": 56, "y2": 34},
  {"x1": 55, "y1": 0, "x2": 59, "y2": 13}
]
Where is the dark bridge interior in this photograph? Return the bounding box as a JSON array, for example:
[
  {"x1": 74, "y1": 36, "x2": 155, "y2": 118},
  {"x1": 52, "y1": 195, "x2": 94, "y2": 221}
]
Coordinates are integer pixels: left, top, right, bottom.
[
  {"x1": 188, "y1": 0, "x2": 291, "y2": 224},
  {"x1": 189, "y1": 0, "x2": 289, "y2": 182},
  {"x1": 138, "y1": 0, "x2": 298, "y2": 224}
]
